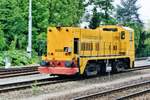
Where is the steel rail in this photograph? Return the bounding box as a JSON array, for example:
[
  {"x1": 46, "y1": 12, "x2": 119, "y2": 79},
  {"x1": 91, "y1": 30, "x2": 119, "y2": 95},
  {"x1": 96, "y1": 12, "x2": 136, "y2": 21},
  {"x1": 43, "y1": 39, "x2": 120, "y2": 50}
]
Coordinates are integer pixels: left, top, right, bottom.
[
  {"x1": 0, "y1": 71, "x2": 39, "y2": 79},
  {"x1": 135, "y1": 57, "x2": 148, "y2": 61},
  {"x1": 0, "y1": 66, "x2": 38, "y2": 78},
  {"x1": 0, "y1": 66, "x2": 38, "y2": 72},
  {"x1": 0, "y1": 66, "x2": 37, "y2": 72},
  {"x1": 0, "y1": 64, "x2": 150, "y2": 93},
  {"x1": 73, "y1": 80, "x2": 150, "y2": 100},
  {"x1": 123, "y1": 65, "x2": 150, "y2": 72},
  {"x1": 116, "y1": 88, "x2": 150, "y2": 100},
  {"x1": 0, "y1": 69, "x2": 37, "y2": 75},
  {"x1": 0, "y1": 77, "x2": 75, "y2": 93}
]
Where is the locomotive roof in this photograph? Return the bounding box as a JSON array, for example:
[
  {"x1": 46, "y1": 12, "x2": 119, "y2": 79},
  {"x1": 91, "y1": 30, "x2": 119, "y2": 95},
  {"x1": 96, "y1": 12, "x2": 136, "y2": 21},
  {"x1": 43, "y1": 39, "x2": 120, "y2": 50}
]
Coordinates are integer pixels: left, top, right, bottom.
[
  {"x1": 122, "y1": 26, "x2": 134, "y2": 32},
  {"x1": 99, "y1": 25, "x2": 134, "y2": 32}
]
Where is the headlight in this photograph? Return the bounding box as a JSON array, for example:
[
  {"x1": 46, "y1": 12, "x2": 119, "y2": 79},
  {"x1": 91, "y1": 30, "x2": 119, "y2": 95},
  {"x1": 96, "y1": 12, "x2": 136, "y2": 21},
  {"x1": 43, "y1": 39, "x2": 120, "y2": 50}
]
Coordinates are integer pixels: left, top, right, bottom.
[
  {"x1": 40, "y1": 61, "x2": 49, "y2": 66},
  {"x1": 65, "y1": 61, "x2": 73, "y2": 67}
]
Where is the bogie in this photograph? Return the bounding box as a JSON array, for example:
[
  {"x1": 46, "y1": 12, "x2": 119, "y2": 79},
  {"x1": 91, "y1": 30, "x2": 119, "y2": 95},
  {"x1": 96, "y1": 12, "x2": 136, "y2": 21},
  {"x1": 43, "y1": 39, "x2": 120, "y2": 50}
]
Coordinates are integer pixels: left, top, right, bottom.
[
  {"x1": 83, "y1": 58, "x2": 130, "y2": 77},
  {"x1": 112, "y1": 60, "x2": 128, "y2": 73},
  {"x1": 84, "y1": 63, "x2": 98, "y2": 77},
  {"x1": 83, "y1": 60, "x2": 107, "y2": 77}
]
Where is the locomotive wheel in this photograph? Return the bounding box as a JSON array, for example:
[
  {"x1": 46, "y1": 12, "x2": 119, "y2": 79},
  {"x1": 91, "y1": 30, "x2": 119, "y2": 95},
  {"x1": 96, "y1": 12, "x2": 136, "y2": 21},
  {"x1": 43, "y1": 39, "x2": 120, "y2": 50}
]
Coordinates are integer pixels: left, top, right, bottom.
[
  {"x1": 84, "y1": 63, "x2": 98, "y2": 77},
  {"x1": 112, "y1": 61, "x2": 126, "y2": 73}
]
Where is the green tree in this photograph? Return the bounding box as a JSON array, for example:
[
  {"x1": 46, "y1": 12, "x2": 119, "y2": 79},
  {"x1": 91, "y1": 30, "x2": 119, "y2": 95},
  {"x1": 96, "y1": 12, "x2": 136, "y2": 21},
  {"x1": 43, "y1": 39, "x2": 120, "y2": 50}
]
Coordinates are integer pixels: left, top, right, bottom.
[
  {"x1": 89, "y1": 7, "x2": 99, "y2": 29},
  {"x1": 141, "y1": 20, "x2": 150, "y2": 56},
  {"x1": 48, "y1": 0, "x2": 85, "y2": 26},
  {"x1": 94, "y1": 0, "x2": 114, "y2": 24},
  {"x1": 0, "y1": 0, "x2": 85, "y2": 52},
  {"x1": 88, "y1": 0, "x2": 115, "y2": 29},
  {"x1": 0, "y1": 0, "x2": 27, "y2": 50},
  {"x1": 116, "y1": 0, "x2": 143, "y2": 53},
  {"x1": 32, "y1": 0, "x2": 85, "y2": 52},
  {"x1": 0, "y1": 27, "x2": 6, "y2": 51},
  {"x1": 0, "y1": 0, "x2": 85, "y2": 66}
]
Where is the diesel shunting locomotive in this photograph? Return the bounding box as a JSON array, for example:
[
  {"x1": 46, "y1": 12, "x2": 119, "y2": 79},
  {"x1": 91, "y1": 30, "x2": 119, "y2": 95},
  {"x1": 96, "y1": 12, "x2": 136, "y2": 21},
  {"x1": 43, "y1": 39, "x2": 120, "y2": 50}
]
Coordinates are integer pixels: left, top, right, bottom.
[{"x1": 38, "y1": 25, "x2": 135, "y2": 76}]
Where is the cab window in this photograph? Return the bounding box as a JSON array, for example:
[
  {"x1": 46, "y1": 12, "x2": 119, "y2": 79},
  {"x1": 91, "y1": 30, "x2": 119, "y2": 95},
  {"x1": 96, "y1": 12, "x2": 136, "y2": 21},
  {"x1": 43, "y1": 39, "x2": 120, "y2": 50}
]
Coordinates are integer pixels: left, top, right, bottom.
[{"x1": 121, "y1": 31, "x2": 125, "y2": 39}]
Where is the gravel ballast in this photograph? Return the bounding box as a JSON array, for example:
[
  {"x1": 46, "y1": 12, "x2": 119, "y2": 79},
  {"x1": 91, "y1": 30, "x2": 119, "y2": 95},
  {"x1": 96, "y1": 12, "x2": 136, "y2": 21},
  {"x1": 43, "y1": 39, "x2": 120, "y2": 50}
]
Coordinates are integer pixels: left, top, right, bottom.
[
  {"x1": 131, "y1": 93, "x2": 150, "y2": 100},
  {"x1": 1, "y1": 69, "x2": 150, "y2": 100}
]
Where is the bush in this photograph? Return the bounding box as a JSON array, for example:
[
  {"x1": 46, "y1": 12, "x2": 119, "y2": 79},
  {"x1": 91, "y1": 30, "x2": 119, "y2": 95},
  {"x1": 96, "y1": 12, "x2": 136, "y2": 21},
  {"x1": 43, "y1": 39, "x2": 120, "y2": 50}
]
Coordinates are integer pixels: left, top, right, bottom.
[{"x1": 0, "y1": 50, "x2": 39, "y2": 67}]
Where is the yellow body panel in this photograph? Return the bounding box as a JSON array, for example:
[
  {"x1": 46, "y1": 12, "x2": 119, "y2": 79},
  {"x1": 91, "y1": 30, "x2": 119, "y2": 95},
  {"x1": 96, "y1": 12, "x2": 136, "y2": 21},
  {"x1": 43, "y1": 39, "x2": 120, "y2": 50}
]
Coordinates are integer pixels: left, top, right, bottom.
[
  {"x1": 47, "y1": 27, "x2": 74, "y2": 60},
  {"x1": 44, "y1": 25, "x2": 135, "y2": 75}
]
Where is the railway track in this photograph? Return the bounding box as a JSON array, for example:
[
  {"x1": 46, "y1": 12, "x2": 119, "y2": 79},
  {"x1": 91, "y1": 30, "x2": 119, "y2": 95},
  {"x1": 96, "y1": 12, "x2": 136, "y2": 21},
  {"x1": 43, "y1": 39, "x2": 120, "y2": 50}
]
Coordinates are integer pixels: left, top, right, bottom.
[
  {"x1": 0, "y1": 57, "x2": 148, "y2": 79},
  {"x1": 0, "y1": 65, "x2": 149, "y2": 79},
  {"x1": 73, "y1": 80, "x2": 150, "y2": 100},
  {"x1": 117, "y1": 88, "x2": 150, "y2": 100},
  {"x1": 123, "y1": 65, "x2": 150, "y2": 72},
  {"x1": 0, "y1": 65, "x2": 150, "y2": 94},
  {"x1": 0, "y1": 76, "x2": 76, "y2": 93},
  {"x1": 0, "y1": 65, "x2": 38, "y2": 72},
  {"x1": 0, "y1": 66, "x2": 39, "y2": 78}
]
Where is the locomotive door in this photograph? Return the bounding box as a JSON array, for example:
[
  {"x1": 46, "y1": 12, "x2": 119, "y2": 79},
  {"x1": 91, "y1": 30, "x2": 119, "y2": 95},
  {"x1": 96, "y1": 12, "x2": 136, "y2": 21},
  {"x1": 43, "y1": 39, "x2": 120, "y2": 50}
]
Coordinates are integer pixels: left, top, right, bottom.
[
  {"x1": 74, "y1": 38, "x2": 79, "y2": 54},
  {"x1": 129, "y1": 31, "x2": 134, "y2": 57},
  {"x1": 120, "y1": 31, "x2": 126, "y2": 55}
]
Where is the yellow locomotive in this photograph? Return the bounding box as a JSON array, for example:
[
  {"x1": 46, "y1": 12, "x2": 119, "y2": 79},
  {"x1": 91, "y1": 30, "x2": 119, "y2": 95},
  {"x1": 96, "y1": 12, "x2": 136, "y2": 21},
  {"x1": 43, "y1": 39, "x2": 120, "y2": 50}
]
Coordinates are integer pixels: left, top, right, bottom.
[{"x1": 38, "y1": 25, "x2": 135, "y2": 76}]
